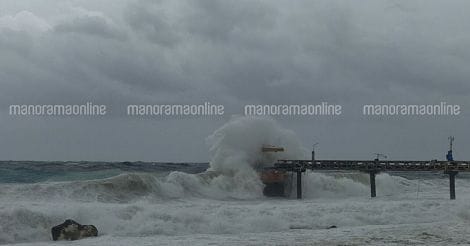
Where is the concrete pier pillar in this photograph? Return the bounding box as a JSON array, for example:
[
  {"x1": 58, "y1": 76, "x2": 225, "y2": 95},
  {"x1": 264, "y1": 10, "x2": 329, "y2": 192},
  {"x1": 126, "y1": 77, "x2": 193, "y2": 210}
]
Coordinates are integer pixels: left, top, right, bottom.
[
  {"x1": 445, "y1": 171, "x2": 458, "y2": 200},
  {"x1": 369, "y1": 171, "x2": 378, "y2": 198},
  {"x1": 296, "y1": 170, "x2": 302, "y2": 199}
]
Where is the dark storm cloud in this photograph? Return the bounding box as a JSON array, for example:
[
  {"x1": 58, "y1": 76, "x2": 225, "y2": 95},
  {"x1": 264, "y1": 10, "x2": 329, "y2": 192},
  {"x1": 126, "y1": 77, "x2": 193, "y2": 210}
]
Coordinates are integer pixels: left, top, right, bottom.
[
  {"x1": 54, "y1": 9, "x2": 127, "y2": 40},
  {"x1": 0, "y1": 0, "x2": 469, "y2": 161},
  {"x1": 182, "y1": 0, "x2": 277, "y2": 42},
  {"x1": 3, "y1": 0, "x2": 469, "y2": 105},
  {"x1": 125, "y1": 1, "x2": 180, "y2": 46}
]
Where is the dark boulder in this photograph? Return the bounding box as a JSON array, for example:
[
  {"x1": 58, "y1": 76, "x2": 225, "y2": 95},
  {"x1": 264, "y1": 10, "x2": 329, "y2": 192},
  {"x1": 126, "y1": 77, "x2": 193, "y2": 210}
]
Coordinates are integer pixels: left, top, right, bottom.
[{"x1": 51, "y1": 219, "x2": 98, "y2": 241}]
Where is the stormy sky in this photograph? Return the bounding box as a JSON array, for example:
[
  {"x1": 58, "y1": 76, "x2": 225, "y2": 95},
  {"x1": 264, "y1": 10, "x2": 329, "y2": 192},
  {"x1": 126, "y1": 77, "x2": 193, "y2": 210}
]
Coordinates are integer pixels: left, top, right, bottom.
[{"x1": 0, "y1": 0, "x2": 469, "y2": 162}]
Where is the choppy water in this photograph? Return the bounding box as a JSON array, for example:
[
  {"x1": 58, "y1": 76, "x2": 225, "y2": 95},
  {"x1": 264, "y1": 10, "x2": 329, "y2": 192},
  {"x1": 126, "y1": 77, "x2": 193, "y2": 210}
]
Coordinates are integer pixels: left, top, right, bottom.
[
  {"x1": 0, "y1": 161, "x2": 208, "y2": 183},
  {"x1": 1, "y1": 161, "x2": 470, "y2": 245}
]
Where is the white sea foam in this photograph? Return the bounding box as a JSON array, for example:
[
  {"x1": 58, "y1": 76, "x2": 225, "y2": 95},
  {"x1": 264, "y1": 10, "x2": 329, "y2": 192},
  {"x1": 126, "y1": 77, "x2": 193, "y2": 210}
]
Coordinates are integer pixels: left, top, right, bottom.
[{"x1": 1, "y1": 179, "x2": 470, "y2": 245}]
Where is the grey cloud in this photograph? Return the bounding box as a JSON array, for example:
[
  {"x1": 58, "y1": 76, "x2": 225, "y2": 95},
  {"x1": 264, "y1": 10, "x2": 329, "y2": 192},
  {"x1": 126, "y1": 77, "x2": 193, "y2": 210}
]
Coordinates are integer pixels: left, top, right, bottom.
[
  {"x1": 0, "y1": 0, "x2": 470, "y2": 161},
  {"x1": 0, "y1": 10, "x2": 51, "y2": 32},
  {"x1": 54, "y1": 10, "x2": 127, "y2": 40},
  {"x1": 182, "y1": 0, "x2": 277, "y2": 42},
  {"x1": 125, "y1": 1, "x2": 180, "y2": 46}
]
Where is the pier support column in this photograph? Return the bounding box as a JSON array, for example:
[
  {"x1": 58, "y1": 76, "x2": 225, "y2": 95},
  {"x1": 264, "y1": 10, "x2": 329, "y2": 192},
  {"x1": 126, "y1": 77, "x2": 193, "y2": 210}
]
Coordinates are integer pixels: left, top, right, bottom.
[
  {"x1": 445, "y1": 171, "x2": 458, "y2": 200},
  {"x1": 296, "y1": 170, "x2": 302, "y2": 199},
  {"x1": 368, "y1": 171, "x2": 379, "y2": 198}
]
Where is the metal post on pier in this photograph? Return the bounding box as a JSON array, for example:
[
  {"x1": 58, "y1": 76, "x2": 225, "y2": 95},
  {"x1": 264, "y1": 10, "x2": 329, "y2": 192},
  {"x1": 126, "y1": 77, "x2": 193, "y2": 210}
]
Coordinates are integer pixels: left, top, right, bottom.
[
  {"x1": 312, "y1": 143, "x2": 319, "y2": 161},
  {"x1": 296, "y1": 170, "x2": 302, "y2": 199},
  {"x1": 445, "y1": 170, "x2": 458, "y2": 200}
]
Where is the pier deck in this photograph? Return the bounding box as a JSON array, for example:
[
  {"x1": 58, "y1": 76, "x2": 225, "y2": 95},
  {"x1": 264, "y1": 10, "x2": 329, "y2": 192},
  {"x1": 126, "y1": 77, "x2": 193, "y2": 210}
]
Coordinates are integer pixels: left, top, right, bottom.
[{"x1": 272, "y1": 159, "x2": 470, "y2": 200}]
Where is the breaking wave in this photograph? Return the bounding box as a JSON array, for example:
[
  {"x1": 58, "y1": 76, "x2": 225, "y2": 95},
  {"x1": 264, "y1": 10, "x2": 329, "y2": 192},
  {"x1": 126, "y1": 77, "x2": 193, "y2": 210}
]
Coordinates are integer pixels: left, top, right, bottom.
[{"x1": 2, "y1": 172, "x2": 470, "y2": 244}]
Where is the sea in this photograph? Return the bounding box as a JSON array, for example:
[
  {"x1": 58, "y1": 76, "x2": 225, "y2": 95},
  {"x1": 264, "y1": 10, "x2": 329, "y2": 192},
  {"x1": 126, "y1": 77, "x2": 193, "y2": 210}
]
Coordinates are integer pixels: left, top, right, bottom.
[
  {"x1": 1, "y1": 117, "x2": 470, "y2": 245},
  {"x1": 1, "y1": 161, "x2": 470, "y2": 245}
]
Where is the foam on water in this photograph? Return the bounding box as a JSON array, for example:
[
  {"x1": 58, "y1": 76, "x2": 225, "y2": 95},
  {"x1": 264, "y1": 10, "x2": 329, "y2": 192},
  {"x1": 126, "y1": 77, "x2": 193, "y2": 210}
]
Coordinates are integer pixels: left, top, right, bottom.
[
  {"x1": 300, "y1": 172, "x2": 422, "y2": 199},
  {"x1": 2, "y1": 179, "x2": 470, "y2": 244},
  {"x1": 1, "y1": 171, "x2": 470, "y2": 244}
]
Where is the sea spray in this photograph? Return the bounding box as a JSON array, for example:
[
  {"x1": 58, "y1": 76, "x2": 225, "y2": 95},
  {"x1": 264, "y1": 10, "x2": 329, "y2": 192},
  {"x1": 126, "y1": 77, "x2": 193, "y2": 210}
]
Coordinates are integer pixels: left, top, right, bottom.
[{"x1": 206, "y1": 116, "x2": 307, "y2": 197}]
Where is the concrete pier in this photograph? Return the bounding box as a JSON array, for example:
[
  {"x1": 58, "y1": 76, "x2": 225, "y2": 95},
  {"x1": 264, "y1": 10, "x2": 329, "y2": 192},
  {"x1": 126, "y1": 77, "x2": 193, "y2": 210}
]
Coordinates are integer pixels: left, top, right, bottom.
[{"x1": 274, "y1": 159, "x2": 470, "y2": 200}]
